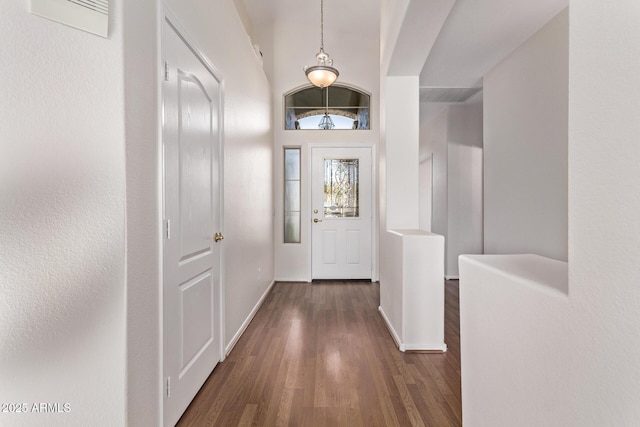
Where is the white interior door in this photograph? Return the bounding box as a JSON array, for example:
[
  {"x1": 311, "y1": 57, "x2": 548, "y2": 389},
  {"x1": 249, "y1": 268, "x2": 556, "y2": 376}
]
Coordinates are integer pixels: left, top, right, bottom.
[
  {"x1": 311, "y1": 147, "x2": 372, "y2": 279},
  {"x1": 162, "y1": 18, "x2": 222, "y2": 427}
]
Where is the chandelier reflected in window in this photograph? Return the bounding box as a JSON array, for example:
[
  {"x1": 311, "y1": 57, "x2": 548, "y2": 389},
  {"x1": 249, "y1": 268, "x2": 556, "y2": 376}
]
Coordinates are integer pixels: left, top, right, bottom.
[
  {"x1": 318, "y1": 87, "x2": 334, "y2": 129},
  {"x1": 284, "y1": 85, "x2": 371, "y2": 130}
]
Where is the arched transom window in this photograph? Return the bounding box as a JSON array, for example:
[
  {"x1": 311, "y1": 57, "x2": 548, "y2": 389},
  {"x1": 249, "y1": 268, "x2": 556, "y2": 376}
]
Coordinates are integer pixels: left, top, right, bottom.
[{"x1": 284, "y1": 84, "x2": 370, "y2": 130}]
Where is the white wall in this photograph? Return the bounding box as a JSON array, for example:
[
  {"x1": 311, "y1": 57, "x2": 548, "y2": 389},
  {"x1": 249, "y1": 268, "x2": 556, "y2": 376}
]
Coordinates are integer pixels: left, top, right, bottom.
[
  {"x1": 420, "y1": 102, "x2": 483, "y2": 278},
  {"x1": 423, "y1": 108, "x2": 449, "y2": 238},
  {"x1": 123, "y1": 0, "x2": 161, "y2": 425},
  {"x1": 447, "y1": 104, "x2": 484, "y2": 277},
  {"x1": 162, "y1": 0, "x2": 274, "y2": 353},
  {"x1": 418, "y1": 155, "x2": 432, "y2": 231},
  {"x1": 386, "y1": 76, "x2": 420, "y2": 230},
  {"x1": 256, "y1": 2, "x2": 381, "y2": 281},
  {"x1": 380, "y1": 0, "x2": 410, "y2": 76},
  {"x1": 483, "y1": 9, "x2": 568, "y2": 261},
  {"x1": 0, "y1": 1, "x2": 126, "y2": 425},
  {"x1": 568, "y1": 0, "x2": 640, "y2": 423},
  {"x1": 0, "y1": 1, "x2": 273, "y2": 425},
  {"x1": 460, "y1": 4, "x2": 640, "y2": 424},
  {"x1": 379, "y1": 76, "x2": 421, "y2": 294}
]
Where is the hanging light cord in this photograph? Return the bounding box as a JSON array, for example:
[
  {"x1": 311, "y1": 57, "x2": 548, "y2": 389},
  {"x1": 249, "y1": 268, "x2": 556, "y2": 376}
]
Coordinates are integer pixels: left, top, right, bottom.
[
  {"x1": 320, "y1": 0, "x2": 324, "y2": 51},
  {"x1": 326, "y1": 86, "x2": 329, "y2": 115},
  {"x1": 305, "y1": 0, "x2": 338, "y2": 88}
]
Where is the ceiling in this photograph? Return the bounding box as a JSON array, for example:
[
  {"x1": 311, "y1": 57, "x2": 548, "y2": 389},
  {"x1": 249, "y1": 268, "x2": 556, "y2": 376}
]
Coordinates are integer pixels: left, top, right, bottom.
[
  {"x1": 241, "y1": 0, "x2": 568, "y2": 90},
  {"x1": 241, "y1": 0, "x2": 380, "y2": 39},
  {"x1": 418, "y1": 0, "x2": 569, "y2": 88}
]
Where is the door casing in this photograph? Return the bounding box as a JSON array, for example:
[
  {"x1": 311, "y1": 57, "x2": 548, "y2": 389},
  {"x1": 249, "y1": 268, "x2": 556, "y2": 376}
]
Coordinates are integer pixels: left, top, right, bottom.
[{"x1": 308, "y1": 144, "x2": 377, "y2": 281}]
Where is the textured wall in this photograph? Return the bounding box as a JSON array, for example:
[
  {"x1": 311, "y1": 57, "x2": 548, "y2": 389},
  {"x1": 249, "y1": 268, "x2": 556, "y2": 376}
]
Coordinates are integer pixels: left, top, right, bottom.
[
  {"x1": 567, "y1": 0, "x2": 640, "y2": 423},
  {"x1": 0, "y1": 1, "x2": 274, "y2": 426},
  {"x1": 123, "y1": 0, "x2": 161, "y2": 425},
  {"x1": 484, "y1": 9, "x2": 568, "y2": 261},
  {"x1": 461, "y1": 4, "x2": 640, "y2": 424},
  {"x1": 0, "y1": 1, "x2": 126, "y2": 426}
]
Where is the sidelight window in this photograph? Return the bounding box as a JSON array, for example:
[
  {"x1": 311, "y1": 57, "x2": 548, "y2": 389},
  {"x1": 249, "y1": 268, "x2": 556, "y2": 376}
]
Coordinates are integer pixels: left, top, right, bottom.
[{"x1": 284, "y1": 148, "x2": 301, "y2": 243}]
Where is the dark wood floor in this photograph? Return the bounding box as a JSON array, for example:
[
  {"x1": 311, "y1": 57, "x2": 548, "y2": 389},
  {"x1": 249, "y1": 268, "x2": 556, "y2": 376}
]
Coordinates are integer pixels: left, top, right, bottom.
[{"x1": 177, "y1": 280, "x2": 461, "y2": 427}]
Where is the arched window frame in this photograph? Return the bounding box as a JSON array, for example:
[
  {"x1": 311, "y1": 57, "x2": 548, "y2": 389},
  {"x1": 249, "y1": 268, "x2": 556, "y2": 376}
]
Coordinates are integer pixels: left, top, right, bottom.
[{"x1": 283, "y1": 83, "x2": 371, "y2": 130}]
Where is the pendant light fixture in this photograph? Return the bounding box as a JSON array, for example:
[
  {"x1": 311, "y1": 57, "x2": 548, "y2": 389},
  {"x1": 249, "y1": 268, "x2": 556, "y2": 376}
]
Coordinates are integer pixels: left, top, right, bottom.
[
  {"x1": 318, "y1": 87, "x2": 335, "y2": 129},
  {"x1": 304, "y1": 0, "x2": 339, "y2": 88}
]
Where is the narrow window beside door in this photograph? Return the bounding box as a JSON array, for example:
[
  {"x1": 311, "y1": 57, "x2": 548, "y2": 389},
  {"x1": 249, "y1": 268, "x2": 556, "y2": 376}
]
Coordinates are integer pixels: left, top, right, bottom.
[{"x1": 284, "y1": 148, "x2": 301, "y2": 243}]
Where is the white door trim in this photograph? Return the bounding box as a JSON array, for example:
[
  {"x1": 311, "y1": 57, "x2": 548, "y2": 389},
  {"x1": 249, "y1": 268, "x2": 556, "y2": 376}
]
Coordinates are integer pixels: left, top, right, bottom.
[
  {"x1": 160, "y1": 5, "x2": 226, "y2": 424},
  {"x1": 306, "y1": 143, "x2": 377, "y2": 282}
]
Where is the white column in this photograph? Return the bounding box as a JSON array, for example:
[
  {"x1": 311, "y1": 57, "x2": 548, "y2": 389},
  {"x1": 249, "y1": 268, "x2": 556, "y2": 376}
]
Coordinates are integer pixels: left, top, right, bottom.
[{"x1": 385, "y1": 75, "x2": 420, "y2": 229}]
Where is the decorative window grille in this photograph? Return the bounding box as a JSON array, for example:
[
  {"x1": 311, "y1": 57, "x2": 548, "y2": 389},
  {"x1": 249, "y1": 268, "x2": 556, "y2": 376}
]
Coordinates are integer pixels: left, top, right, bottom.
[{"x1": 323, "y1": 159, "x2": 359, "y2": 218}]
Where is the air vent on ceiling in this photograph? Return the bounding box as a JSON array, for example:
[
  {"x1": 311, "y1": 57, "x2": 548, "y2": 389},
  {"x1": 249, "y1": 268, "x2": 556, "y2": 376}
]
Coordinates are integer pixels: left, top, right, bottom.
[
  {"x1": 419, "y1": 87, "x2": 482, "y2": 103},
  {"x1": 31, "y1": 0, "x2": 109, "y2": 38}
]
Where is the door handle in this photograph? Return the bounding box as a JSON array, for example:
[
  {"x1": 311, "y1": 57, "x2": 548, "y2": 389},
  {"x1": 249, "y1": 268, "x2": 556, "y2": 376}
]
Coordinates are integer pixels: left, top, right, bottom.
[
  {"x1": 214, "y1": 232, "x2": 224, "y2": 242},
  {"x1": 313, "y1": 218, "x2": 322, "y2": 223}
]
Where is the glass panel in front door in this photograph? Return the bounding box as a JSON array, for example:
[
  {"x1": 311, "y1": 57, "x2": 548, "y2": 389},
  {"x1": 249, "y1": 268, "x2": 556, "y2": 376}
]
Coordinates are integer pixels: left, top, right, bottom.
[{"x1": 323, "y1": 159, "x2": 359, "y2": 218}]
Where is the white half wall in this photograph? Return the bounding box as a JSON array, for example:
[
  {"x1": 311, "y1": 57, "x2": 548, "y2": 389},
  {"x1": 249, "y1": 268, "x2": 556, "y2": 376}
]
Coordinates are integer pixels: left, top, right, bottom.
[
  {"x1": 380, "y1": 230, "x2": 446, "y2": 352},
  {"x1": 459, "y1": 255, "x2": 571, "y2": 426},
  {"x1": 483, "y1": 9, "x2": 568, "y2": 261}
]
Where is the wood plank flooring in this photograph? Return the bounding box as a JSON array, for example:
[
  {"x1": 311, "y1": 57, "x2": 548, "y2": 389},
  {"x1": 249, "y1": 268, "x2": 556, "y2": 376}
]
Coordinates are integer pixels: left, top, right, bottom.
[{"x1": 176, "y1": 280, "x2": 461, "y2": 427}]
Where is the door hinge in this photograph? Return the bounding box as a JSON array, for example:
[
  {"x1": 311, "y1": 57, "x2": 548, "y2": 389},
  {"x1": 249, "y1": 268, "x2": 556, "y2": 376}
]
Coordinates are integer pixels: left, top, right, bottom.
[
  {"x1": 165, "y1": 219, "x2": 171, "y2": 239},
  {"x1": 166, "y1": 377, "x2": 171, "y2": 397},
  {"x1": 164, "y1": 61, "x2": 169, "y2": 81}
]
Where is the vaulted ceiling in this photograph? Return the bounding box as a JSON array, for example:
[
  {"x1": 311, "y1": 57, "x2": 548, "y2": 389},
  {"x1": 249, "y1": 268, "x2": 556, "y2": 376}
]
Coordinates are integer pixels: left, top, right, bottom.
[
  {"x1": 241, "y1": 0, "x2": 568, "y2": 89},
  {"x1": 417, "y1": 0, "x2": 568, "y2": 88}
]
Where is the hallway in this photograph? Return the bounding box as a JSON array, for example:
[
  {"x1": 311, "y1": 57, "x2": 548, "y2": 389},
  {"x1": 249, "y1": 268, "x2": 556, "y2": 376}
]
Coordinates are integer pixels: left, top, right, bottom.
[{"x1": 177, "y1": 280, "x2": 461, "y2": 426}]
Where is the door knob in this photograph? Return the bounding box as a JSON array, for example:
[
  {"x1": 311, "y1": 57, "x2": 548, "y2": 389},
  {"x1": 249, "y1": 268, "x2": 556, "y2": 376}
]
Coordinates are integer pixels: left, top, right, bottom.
[
  {"x1": 313, "y1": 218, "x2": 322, "y2": 223},
  {"x1": 214, "y1": 232, "x2": 224, "y2": 242}
]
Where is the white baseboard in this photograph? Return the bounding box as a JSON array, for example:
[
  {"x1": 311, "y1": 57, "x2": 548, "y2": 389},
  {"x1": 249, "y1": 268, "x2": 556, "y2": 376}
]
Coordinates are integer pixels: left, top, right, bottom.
[
  {"x1": 379, "y1": 306, "x2": 448, "y2": 353},
  {"x1": 445, "y1": 275, "x2": 459, "y2": 280},
  {"x1": 378, "y1": 306, "x2": 403, "y2": 350},
  {"x1": 225, "y1": 279, "x2": 276, "y2": 356},
  {"x1": 404, "y1": 342, "x2": 448, "y2": 352}
]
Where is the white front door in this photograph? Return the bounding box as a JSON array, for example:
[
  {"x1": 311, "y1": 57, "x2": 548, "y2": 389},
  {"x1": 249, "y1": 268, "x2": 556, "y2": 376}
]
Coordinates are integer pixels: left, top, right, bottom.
[
  {"x1": 162, "y1": 18, "x2": 222, "y2": 427},
  {"x1": 311, "y1": 147, "x2": 372, "y2": 279}
]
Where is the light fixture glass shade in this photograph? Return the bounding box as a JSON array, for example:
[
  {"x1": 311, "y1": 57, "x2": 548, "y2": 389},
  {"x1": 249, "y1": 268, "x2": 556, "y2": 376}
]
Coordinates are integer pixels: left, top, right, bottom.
[
  {"x1": 305, "y1": 66, "x2": 339, "y2": 88},
  {"x1": 318, "y1": 113, "x2": 335, "y2": 129},
  {"x1": 305, "y1": 49, "x2": 339, "y2": 87}
]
